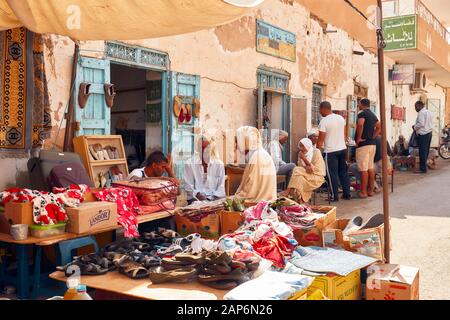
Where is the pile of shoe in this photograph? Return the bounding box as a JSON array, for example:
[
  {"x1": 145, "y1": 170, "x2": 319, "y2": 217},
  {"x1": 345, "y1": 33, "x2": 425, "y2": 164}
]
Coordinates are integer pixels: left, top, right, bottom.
[
  {"x1": 57, "y1": 252, "x2": 116, "y2": 276},
  {"x1": 89, "y1": 144, "x2": 120, "y2": 161},
  {"x1": 148, "y1": 250, "x2": 260, "y2": 290}
]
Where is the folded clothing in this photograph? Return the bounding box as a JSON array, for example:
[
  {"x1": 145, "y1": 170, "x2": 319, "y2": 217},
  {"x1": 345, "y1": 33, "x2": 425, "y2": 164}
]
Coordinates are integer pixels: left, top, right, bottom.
[{"x1": 224, "y1": 271, "x2": 314, "y2": 300}]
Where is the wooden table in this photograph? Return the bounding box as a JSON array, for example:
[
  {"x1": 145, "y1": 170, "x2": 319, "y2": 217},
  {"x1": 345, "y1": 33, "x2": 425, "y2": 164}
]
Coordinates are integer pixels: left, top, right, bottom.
[
  {"x1": 0, "y1": 210, "x2": 174, "y2": 299},
  {"x1": 49, "y1": 271, "x2": 226, "y2": 300}
]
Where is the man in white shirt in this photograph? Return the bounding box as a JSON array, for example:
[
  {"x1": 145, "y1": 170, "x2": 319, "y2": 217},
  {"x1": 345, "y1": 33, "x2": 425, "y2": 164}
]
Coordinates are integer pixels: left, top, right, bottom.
[
  {"x1": 267, "y1": 129, "x2": 296, "y2": 186},
  {"x1": 127, "y1": 150, "x2": 177, "y2": 181},
  {"x1": 183, "y1": 135, "x2": 226, "y2": 203},
  {"x1": 316, "y1": 101, "x2": 351, "y2": 202},
  {"x1": 413, "y1": 100, "x2": 433, "y2": 174}
]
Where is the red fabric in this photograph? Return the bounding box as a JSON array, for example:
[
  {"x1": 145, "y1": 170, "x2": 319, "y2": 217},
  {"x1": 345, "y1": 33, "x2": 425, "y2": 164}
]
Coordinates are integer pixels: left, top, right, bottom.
[
  {"x1": 252, "y1": 235, "x2": 295, "y2": 268},
  {"x1": 93, "y1": 187, "x2": 140, "y2": 238}
]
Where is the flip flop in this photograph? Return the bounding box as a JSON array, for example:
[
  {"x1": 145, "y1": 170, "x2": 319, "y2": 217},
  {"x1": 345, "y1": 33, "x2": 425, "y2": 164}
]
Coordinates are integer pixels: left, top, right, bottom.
[
  {"x1": 357, "y1": 192, "x2": 368, "y2": 199},
  {"x1": 197, "y1": 268, "x2": 245, "y2": 283},
  {"x1": 174, "y1": 252, "x2": 207, "y2": 265}
]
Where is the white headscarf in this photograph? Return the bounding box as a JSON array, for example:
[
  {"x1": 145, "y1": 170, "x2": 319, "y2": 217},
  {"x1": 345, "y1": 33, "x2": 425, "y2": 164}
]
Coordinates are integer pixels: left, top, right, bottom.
[
  {"x1": 299, "y1": 138, "x2": 314, "y2": 166},
  {"x1": 236, "y1": 126, "x2": 262, "y2": 154}
]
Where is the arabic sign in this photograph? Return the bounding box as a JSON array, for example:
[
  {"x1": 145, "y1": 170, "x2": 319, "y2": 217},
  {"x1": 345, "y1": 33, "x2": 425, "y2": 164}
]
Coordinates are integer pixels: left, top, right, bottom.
[
  {"x1": 256, "y1": 20, "x2": 296, "y2": 62},
  {"x1": 391, "y1": 105, "x2": 406, "y2": 121},
  {"x1": 391, "y1": 64, "x2": 415, "y2": 85},
  {"x1": 383, "y1": 15, "x2": 417, "y2": 51}
]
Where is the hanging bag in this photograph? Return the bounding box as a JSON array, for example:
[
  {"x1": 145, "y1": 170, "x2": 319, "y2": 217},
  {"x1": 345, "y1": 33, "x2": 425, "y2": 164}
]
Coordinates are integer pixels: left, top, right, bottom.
[{"x1": 409, "y1": 130, "x2": 419, "y2": 148}]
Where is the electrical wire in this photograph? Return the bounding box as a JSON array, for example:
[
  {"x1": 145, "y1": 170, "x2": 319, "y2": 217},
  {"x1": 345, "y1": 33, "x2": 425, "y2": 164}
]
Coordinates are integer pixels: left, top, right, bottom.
[
  {"x1": 201, "y1": 76, "x2": 255, "y2": 90},
  {"x1": 343, "y1": 0, "x2": 378, "y2": 29}
]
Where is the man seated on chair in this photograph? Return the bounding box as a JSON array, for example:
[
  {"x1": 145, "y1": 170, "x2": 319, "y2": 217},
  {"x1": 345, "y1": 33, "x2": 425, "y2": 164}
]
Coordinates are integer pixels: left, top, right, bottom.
[
  {"x1": 393, "y1": 135, "x2": 415, "y2": 170},
  {"x1": 127, "y1": 150, "x2": 179, "y2": 186},
  {"x1": 183, "y1": 134, "x2": 226, "y2": 204},
  {"x1": 281, "y1": 138, "x2": 325, "y2": 203},
  {"x1": 234, "y1": 126, "x2": 277, "y2": 203},
  {"x1": 266, "y1": 129, "x2": 296, "y2": 186}
]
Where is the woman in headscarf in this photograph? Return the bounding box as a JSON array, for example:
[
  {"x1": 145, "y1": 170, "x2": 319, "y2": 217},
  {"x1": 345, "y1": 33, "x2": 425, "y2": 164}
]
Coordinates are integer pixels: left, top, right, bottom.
[
  {"x1": 234, "y1": 126, "x2": 277, "y2": 203},
  {"x1": 281, "y1": 137, "x2": 326, "y2": 203},
  {"x1": 183, "y1": 133, "x2": 226, "y2": 203}
]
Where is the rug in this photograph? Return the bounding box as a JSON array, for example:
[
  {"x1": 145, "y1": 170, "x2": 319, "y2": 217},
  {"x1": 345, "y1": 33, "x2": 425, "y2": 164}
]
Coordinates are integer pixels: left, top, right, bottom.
[{"x1": 0, "y1": 27, "x2": 51, "y2": 157}]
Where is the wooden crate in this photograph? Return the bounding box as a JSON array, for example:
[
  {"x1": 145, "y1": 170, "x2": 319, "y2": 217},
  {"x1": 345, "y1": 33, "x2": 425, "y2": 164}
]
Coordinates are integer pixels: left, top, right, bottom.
[{"x1": 73, "y1": 135, "x2": 129, "y2": 187}]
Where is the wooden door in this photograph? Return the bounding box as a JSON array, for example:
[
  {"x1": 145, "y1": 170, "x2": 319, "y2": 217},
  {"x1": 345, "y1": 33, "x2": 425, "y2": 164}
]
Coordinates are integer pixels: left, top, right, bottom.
[
  {"x1": 290, "y1": 97, "x2": 308, "y2": 164},
  {"x1": 74, "y1": 57, "x2": 111, "y2": 136}
]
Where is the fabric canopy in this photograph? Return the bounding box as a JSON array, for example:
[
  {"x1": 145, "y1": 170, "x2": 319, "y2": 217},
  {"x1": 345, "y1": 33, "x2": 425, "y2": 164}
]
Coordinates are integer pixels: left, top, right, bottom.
[{"x1": 0, "y1": 0, "x2": 263, "y2": 40}]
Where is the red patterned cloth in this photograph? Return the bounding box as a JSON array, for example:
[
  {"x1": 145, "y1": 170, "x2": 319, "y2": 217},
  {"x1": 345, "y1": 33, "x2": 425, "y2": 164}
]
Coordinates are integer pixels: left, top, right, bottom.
[
  {"x1": 252, "y1": 235, "x2": 295, "y2": 268},
  {"x1": 0, "y1": 184, "x2": 88, "y2": 225},
  {"x1": 93, "y1": 187, "x2": 140, "y2": 238}
]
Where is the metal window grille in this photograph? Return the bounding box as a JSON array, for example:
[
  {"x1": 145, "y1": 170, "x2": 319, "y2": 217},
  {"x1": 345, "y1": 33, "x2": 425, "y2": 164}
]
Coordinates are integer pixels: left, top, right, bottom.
[{"x1": 311, "y1": 84, "x2": 324, "y2": 126}]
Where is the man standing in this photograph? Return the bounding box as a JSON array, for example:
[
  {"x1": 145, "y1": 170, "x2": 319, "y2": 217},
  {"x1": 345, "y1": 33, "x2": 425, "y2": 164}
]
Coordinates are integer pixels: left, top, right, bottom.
[
  {"x1": 413, "y1": 100, "x2": 433, "y2": 174},
  {"x1": 355, "y1": 98, "x2": 381, "y2": 198},
  {"x1": 316, "y1": 101, "x2": 351, "y2": 202}
]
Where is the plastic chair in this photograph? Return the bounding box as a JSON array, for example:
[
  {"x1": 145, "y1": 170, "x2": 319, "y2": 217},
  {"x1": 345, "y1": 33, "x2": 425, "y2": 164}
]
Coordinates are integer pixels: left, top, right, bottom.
[
  {"x1": 32, "y1": 236, "x2": 99, "y2": 299},
  {"x1": 58, "y1": 236, "x2": 99, "y2": 265}
]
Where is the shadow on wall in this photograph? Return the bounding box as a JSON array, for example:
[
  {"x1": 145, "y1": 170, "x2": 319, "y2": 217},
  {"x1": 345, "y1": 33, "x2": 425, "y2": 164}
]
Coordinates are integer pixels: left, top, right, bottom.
[{"x1": 0, "y1": 158, "x2": 30, "y2": 190}]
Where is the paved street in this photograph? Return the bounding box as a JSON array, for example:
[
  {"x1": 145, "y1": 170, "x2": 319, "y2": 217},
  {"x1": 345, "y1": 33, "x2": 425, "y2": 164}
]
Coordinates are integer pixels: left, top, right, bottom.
[{"x1": 326, "y1": 159, "x2": 450, "y2": 300}]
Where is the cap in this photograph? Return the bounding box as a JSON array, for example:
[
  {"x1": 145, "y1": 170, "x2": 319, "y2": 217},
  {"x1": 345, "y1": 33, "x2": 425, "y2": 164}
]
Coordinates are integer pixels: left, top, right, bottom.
[{"x1": 77, "y1": 284, "x2": 87, "y2": 292}]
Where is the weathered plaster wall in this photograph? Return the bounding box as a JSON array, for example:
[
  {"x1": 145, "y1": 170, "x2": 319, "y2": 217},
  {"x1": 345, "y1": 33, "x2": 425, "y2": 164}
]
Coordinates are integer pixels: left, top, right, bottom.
[{"x1": 5, "y1": 0, "x2": 445, "y2": 189}]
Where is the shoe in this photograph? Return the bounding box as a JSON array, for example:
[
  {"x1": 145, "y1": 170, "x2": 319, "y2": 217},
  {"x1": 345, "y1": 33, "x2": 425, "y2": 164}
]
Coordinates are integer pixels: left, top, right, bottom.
[
  {"x1": 185, "y1": 104, "x2": 192, "y2": 122},
  {"x1": 342, "y1": 216, "x2": 363, "y2": 235},
  {"x1": 148, "y1": 266, "x2": 197, "y2": 284},
  {"x1": 78, "y1": 83, "x2": 91, "y2": 108},
  {"x1": 104, "y1": 84, "x2": 116, "y2": 108},
  {"x1": 342, "y1": 194, "x2": 352, "y2": 200}
]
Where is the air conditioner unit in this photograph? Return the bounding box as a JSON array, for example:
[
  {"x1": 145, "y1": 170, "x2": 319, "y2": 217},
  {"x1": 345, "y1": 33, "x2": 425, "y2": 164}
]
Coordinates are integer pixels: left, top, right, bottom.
[{"x1": 411, "y1": 72, "x2": 427, "y2": 91}]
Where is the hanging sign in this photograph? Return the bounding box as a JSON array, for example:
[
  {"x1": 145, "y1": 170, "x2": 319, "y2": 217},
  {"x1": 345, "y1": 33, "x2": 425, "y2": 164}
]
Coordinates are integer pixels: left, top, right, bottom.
[
  {"x1": 383, "y1": 15, "x2": 417, "y2": 51},
  {"x1": 391, "y1": 105, "x2": 406, "y2": 121},
  {"x1": 256, "y1": 20, "x2": 296, "y2": 62}
]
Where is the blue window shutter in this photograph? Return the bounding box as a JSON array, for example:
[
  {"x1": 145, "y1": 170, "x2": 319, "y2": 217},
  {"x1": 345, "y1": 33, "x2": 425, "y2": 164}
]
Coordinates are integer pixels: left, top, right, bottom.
[
  {"x1": 169, "y1": 72, "x2": 200, "y2": 179},
  {"x1": 74, "y1": 57, "x2": 111, "y2": 136}
]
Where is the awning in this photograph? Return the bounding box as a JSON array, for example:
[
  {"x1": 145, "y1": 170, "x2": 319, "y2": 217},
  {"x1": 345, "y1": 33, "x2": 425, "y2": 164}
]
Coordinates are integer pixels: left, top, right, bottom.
[{"x1": 0, "y1": 0, "x2": 264, "y2": 40}]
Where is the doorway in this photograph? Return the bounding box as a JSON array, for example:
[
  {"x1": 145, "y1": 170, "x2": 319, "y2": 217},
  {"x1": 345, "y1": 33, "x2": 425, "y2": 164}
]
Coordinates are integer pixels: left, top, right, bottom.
[{"x1": 110, "y1": 63, "x2": 164, "y2": 171}]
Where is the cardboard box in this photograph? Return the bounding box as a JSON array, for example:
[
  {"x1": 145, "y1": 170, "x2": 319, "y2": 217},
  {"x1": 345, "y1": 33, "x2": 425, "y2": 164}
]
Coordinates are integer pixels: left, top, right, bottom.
[
  {"x1": 322, "y1": 218, "x2": 353, "y2": 251},
  {"x1": 4, "y1": 202, "x2": 34, "y2": 226},
  {"x1": 175, "y1": 212, "x2": 220, "y2": 239},
  {"x1": 307, "y1": 269, "x2": 361, "y2": 300},
  {"x1": 347, "y1": 224, "x2": 385, "y2": 261},
  {"x1": 365, "y1": 264, "x2": 419, "y2": 300},
  {"x1": 293, "y1": 206, "x2": 336, "y2": 247},
  {"x1": 66, "y1": 202, "x2": 118, "y2": 234},
  {"x1": 219, "y1": 211, "x2": 244, "y2": 236}
]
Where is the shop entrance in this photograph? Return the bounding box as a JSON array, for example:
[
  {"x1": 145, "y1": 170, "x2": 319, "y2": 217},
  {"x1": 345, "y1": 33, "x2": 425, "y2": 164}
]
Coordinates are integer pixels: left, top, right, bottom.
[
  {"x1": 256, "y1": 66, "x2": 291, "y2": 161},
  {"x1": 110, "y1": 63, "x2": 164, "y2": 171}
]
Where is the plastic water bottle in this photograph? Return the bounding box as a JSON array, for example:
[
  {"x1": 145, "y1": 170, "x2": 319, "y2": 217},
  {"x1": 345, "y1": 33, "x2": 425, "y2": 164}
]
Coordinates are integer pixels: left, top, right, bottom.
[
  {"x1": 63, "y1": 278, "x2": 79, "y2": 300},
  {"x1": 73, "y1": 285, "x2": 93, "y2": 300}
]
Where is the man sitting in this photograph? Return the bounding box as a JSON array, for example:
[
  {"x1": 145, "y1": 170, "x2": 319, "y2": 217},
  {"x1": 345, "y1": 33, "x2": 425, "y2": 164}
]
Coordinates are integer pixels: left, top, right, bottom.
[
  {"x1": 393, "y1": 135, "x2": 415, "y2": 170},
  {"x1": 266, "y1": 129, "x2": 296, "y2": 186},
  {"x1": 127, "y1": 150, "x2": 178, "y2": 184}
]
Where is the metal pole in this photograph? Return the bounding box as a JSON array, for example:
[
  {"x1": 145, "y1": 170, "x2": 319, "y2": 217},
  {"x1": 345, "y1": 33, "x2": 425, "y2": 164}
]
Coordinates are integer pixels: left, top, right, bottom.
[
  {"x1": 63, "y1": 43, "x2": 79, "y2": 152},
  {"x1": 376, "y1": 0, "x2": 390, "y2": 263}
]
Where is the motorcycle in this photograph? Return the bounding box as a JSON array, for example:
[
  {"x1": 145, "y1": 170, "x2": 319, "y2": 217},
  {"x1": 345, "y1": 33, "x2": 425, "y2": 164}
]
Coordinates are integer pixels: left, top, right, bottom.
[{"x1": 439, "y1": 125, "x2": 450, "y2": 160}]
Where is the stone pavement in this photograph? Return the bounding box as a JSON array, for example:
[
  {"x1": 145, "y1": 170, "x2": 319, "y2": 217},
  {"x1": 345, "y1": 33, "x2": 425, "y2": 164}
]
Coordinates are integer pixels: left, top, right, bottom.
[{"x1": 317, "y1": 159, "x2": 450, "y2": 300}]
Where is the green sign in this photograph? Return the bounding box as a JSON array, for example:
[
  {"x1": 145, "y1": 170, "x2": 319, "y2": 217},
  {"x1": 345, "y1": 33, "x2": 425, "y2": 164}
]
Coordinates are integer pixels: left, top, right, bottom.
[{"x1": 383, "y1": 15, "x2": 417, "y2": 51}]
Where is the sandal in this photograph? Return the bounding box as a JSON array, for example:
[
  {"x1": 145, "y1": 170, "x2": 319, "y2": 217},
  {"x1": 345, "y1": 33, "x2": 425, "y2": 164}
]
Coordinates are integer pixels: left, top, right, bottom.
[
  {"x1": 174, "y1": 252, "x2": 207, "y2": 265},
  {"x1": 148, "y1": 266, "x2": 197, "y2": 284},
  {"x1": 116, "y1": 255, "x2": 149, "y2": 279},
  {"x1": 201, "y1": 280, "x2": 238, "y2": 290}
]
